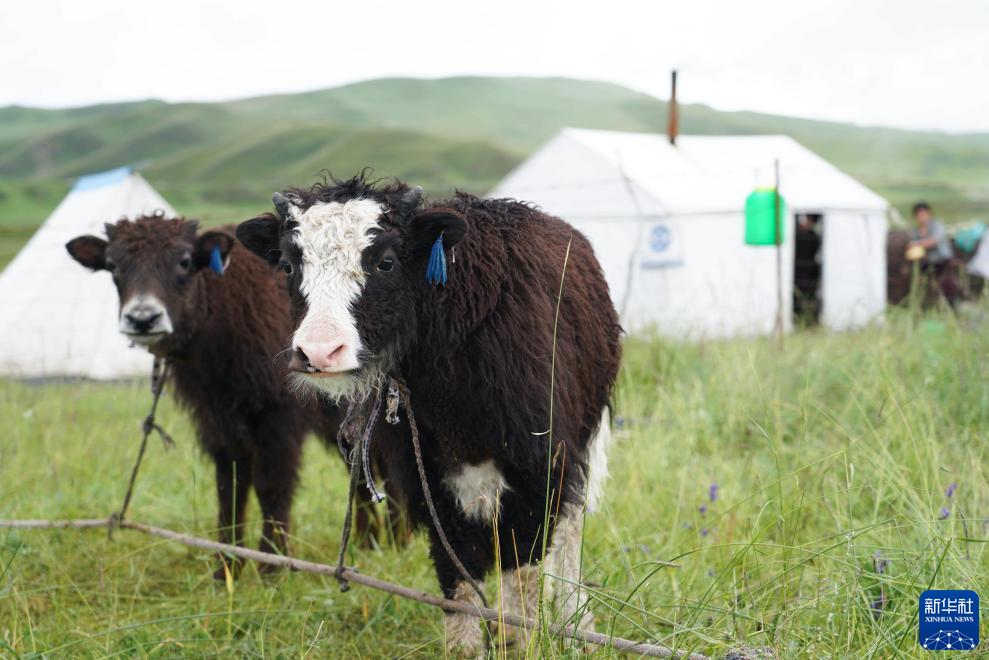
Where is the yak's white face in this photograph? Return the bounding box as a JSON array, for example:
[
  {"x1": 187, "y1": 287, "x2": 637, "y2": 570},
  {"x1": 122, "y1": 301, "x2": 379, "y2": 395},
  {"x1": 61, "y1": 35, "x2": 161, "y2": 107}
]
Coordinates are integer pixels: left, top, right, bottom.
[
  {"x1": 289, "y1": 198, "x2": 384, "y2": 400},
  {"x1": 235, "y1": 181, "x2": 469, "y2": 405}
]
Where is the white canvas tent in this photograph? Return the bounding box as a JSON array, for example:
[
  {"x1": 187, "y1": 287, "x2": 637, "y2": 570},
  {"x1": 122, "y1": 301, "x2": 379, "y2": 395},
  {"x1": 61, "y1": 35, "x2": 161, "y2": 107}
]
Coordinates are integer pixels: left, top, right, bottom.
[
  {"x1": 491, "y1": 128, "x2": 889, "y2": 338},
  {"x1": 0, "y1": 167, "x2": 175, "y2": 379}
]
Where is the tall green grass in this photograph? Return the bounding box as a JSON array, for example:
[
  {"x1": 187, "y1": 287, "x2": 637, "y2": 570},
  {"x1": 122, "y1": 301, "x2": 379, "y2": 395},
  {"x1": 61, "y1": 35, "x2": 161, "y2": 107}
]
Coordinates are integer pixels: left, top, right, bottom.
[{"x1": 2, "y1": 308, "x2": 988, "y2": 657}]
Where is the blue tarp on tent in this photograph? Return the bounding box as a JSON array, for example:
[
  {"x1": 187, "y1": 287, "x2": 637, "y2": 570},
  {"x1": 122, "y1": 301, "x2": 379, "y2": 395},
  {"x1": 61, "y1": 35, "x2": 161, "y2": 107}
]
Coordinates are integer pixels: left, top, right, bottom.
[{"x1": 72, "y1": 166, "x2": 134, "y2": 192}]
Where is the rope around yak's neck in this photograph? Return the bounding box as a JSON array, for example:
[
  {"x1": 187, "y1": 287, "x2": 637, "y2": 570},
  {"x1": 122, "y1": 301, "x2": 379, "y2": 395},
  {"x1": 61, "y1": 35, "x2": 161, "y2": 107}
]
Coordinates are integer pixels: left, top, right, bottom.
[{"x1": 334, "y1": 375, "x2": 488, "y2": 609}]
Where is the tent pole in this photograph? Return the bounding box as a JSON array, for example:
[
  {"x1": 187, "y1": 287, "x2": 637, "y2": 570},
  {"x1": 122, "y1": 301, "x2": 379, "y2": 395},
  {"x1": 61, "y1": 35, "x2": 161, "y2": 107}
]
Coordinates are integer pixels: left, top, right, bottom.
[{"x1": 773, "y1": 159, "x2": 784, "y2": 345}]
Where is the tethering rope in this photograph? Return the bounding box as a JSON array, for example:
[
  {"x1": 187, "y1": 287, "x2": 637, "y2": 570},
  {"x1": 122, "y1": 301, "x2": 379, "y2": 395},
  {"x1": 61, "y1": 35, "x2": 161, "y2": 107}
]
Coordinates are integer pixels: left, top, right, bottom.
[
  {"x1": 0, "y1": 517, "x2": 708, "y2": 659},
  {"x1": 108, "y1": 357, "x2": 173, "y2": 538},
  {"x1": 394, "y1": 375, "x2": 489, "y2": 608},
  {"x1": 334, "y1": 375, "x2": 488, "y2": 609}
]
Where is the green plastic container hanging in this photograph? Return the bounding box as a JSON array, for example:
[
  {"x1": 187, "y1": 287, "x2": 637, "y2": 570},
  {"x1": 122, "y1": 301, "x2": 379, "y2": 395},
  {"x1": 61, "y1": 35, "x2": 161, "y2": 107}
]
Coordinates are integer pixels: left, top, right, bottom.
[{"x1": 745, "y1": 188, "x2": 787, "y2": 246}]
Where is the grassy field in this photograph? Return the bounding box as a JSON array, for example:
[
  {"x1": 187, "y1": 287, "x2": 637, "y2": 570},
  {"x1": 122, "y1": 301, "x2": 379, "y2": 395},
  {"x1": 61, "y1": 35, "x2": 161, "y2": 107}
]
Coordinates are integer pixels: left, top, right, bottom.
[{"x1": 2, "y1": 308, "x2": 988, "y2": 657}]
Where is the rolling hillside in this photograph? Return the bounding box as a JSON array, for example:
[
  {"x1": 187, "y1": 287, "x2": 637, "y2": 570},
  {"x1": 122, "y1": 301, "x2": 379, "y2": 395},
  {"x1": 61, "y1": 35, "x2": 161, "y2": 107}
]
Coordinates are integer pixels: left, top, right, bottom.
[{"x1": 1, "y1": 76, "x2": 987, "y2": 266}]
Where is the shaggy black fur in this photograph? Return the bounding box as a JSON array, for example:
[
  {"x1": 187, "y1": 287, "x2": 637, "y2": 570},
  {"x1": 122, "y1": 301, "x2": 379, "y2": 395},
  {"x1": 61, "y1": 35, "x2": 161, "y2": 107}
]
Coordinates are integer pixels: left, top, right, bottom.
[
  {"x1": 238, "y1": 173, "x2": 622, "y2": 600},
  {"x1": 67, "y1": 214, "x2": 404, "y2": 578}
]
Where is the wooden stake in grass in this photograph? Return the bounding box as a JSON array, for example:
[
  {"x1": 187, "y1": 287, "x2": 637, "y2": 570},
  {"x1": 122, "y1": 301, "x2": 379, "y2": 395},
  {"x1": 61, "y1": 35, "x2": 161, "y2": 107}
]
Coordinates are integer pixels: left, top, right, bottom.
[{"x1": 773, "y1": 158, "x2": 784, "y2": 347}]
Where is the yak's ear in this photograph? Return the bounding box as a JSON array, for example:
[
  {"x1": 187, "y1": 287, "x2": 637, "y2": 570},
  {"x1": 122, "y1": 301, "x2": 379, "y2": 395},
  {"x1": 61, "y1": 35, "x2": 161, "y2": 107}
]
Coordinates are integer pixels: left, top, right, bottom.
[
  {"x1": 193, "y1": 230, "x2": 235, "y2": 273},
  {"x1": 236, "y1": 214, "x2": 282, "y2": 265},
  {"x1": 66, "y1": 235, "x2": 108, "y2": 271},
  {"x1": 411, "y1": 207, "x2": 467, "y2": 253}
]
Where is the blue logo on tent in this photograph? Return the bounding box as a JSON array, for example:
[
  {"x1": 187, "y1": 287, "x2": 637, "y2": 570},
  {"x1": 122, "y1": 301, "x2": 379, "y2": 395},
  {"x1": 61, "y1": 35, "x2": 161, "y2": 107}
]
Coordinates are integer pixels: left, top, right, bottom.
[
  {"x1": 649, "y1": 225, "x2": 671, "y2": 253},
  {"x1": 71, "y1": 166, "x2": 134, "y2": 192},
  {"x1": 919, "y1": 590, "x2": 979, "y2": 651}
]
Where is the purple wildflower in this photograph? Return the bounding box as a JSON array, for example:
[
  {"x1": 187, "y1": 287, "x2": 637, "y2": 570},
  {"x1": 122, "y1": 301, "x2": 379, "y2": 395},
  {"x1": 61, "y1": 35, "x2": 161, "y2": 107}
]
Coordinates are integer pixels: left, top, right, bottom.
[
  {"x1": 699, "y1": 504, "x2": 708, "y2": 515},
  {"x1": 709, "y1": 483, "x2": 719, "y2": 502},
  {"x1": 946, "y1": 482, "x2": 959, "y2": 499},
  {"x1": 700, "y1": 527, "x2": 709, "y2": 537},
  {"x1": 871, "y1": 594, "x2": 887, "y2": 618},
  {"x1": 873, "y1": 551, "x2": 889, "y2": 575},
  {"x1": 939, "y1": 506, "x2": 951, "y2": 520}
]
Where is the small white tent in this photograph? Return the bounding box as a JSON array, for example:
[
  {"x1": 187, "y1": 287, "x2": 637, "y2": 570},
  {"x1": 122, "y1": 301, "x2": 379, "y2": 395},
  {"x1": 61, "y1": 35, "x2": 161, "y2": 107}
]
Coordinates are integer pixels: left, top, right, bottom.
[
  {"x1": 491, "y1": 129, "x2": 889, "y2": 338},
  {"x1": 0, "y1": 167, "x2": 175, "y2": 379}
]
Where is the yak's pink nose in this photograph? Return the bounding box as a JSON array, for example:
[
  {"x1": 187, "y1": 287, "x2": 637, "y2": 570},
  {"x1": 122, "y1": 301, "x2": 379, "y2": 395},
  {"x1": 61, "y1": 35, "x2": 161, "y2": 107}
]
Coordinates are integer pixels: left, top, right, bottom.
[{"x1": 295, "y1": 339, "x2": 348, "y2": 371}]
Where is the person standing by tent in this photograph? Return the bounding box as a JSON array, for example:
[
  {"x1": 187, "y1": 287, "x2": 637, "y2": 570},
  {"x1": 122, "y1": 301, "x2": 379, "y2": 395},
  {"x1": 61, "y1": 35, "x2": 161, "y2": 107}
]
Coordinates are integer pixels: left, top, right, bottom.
[
  {"x1": 793, "y1": 214, "x2": 822, "y2": 323},
  {"x1": 908, "y1": 201, "x2": 960, "y2": 307}
]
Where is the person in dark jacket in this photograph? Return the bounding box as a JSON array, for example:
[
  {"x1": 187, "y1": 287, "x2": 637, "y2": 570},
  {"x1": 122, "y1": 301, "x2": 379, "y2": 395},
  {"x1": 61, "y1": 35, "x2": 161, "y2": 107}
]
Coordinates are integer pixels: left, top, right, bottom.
[{"x1": 793, "y1": 213, "x2": 822, "y2": 323}]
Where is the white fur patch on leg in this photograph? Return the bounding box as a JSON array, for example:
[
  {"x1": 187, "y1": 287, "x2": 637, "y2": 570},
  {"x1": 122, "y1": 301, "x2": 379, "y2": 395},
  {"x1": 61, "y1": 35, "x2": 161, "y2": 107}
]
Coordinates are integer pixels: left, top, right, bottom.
[
  {"x1": 585, "y1": 409, "x2": 613, "y2": 513},
  {"x1": 498, "y1": 564, "x2": 540, "y2": 651},
  {"x1": 445, "y1": 580, "x2": 486, "y2": 659},
  {"x1": 545, "y1": 505, "x2": 594, "y2": 631}
]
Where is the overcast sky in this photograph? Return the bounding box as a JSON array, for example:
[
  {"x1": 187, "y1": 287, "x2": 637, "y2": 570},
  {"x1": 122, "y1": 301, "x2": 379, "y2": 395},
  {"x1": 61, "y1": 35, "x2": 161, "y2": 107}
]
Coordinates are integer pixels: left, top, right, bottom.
[{"x1": 2, "y1": 0, "x2": 987, "y2": 133}]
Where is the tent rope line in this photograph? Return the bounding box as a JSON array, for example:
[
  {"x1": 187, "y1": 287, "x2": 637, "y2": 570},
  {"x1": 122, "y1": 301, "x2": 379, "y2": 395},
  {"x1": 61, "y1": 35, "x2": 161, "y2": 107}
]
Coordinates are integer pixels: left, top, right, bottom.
[{"x1": 0, "y1": 517, "x2": 708, "y2": 659}]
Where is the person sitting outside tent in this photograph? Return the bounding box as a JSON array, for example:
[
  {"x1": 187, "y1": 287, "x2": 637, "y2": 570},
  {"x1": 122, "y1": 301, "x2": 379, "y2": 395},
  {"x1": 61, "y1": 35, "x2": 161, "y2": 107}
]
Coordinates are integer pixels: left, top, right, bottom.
[{"x1": 907, "y1": 201, "x2": 960, "y2": 307}]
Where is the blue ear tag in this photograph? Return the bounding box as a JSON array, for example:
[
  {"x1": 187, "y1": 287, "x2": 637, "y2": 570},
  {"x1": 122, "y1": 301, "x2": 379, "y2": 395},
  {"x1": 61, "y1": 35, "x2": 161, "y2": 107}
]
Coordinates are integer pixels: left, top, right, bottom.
[
  {"x1": 426, "y1": 232, "x2": 447, "y2": 286},
  {"x1": 209, "y1": 245, "x2": 225, "y2": 275}
]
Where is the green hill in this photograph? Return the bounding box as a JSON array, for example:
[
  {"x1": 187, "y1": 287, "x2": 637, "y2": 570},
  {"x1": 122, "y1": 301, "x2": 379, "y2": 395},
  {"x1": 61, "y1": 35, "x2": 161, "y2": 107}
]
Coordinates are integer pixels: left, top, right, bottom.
[{"x1": 1, "y1": 76, "x2": 987, "y2": 266}]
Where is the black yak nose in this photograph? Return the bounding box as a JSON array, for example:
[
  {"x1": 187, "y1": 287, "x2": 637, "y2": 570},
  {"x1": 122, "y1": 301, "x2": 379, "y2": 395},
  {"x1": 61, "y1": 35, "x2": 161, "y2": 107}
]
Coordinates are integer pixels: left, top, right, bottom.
[
  {"x1": 125, "y1": 307, "x2": 162, "y2": 333},
  {"x1": 119, "y1": 295, "x2": 172, "y2": 342}
]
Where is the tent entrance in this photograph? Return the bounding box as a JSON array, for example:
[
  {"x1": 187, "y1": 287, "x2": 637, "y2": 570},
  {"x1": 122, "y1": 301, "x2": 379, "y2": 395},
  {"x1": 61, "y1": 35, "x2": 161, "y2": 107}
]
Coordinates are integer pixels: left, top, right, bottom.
[{"x1": 793, "y1": 212, "x2": 823, "y2": 325}]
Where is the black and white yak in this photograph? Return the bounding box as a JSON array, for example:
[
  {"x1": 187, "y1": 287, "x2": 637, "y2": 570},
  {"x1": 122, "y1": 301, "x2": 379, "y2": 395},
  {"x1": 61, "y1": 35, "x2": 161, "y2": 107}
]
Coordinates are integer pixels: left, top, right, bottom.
[{"x1": 237, "y1": 174, "x2": 621, "y2": 655}]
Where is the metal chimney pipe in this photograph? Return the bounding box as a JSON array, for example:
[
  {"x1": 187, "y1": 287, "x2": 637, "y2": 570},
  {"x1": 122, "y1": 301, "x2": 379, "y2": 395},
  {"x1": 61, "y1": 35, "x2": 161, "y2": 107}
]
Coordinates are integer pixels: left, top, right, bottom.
[{"x1": 667, "y1": 70, "x2": 679, "y2": 146}]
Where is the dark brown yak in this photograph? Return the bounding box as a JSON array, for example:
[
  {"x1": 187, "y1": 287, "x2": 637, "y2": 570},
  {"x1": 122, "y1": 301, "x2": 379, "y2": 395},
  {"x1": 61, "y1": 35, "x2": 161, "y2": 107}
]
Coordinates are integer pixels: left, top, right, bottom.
[
  {"x1": 66, "y1": 214, "x2": 404, "y2": 579},
  {"x1": 237, "y1": 175, "x2": 621, "y2": 655}
]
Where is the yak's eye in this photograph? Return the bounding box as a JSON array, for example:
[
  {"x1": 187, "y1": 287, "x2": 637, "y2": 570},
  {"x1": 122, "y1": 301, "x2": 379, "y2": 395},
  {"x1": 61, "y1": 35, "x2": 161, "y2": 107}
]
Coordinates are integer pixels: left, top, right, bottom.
[
  {"x1": 105, "y1": 258, "x2": 117, "y2": 273},
  {"x1": 178, "y1": 255, "x2": 192, "y2": 271},
  {"x1": 279, "y1": 259, "x2": 294, "y2": 275},
  {"x1": 377, "y1": 257, "x2": 394, "y2": 272}
]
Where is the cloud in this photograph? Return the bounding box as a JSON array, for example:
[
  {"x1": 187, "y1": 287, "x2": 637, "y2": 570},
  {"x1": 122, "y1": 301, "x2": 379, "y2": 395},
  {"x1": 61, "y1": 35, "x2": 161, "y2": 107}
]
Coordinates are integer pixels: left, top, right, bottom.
[{"x1": 2, "y1": 0, "x2": 986, "y2": 132}]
